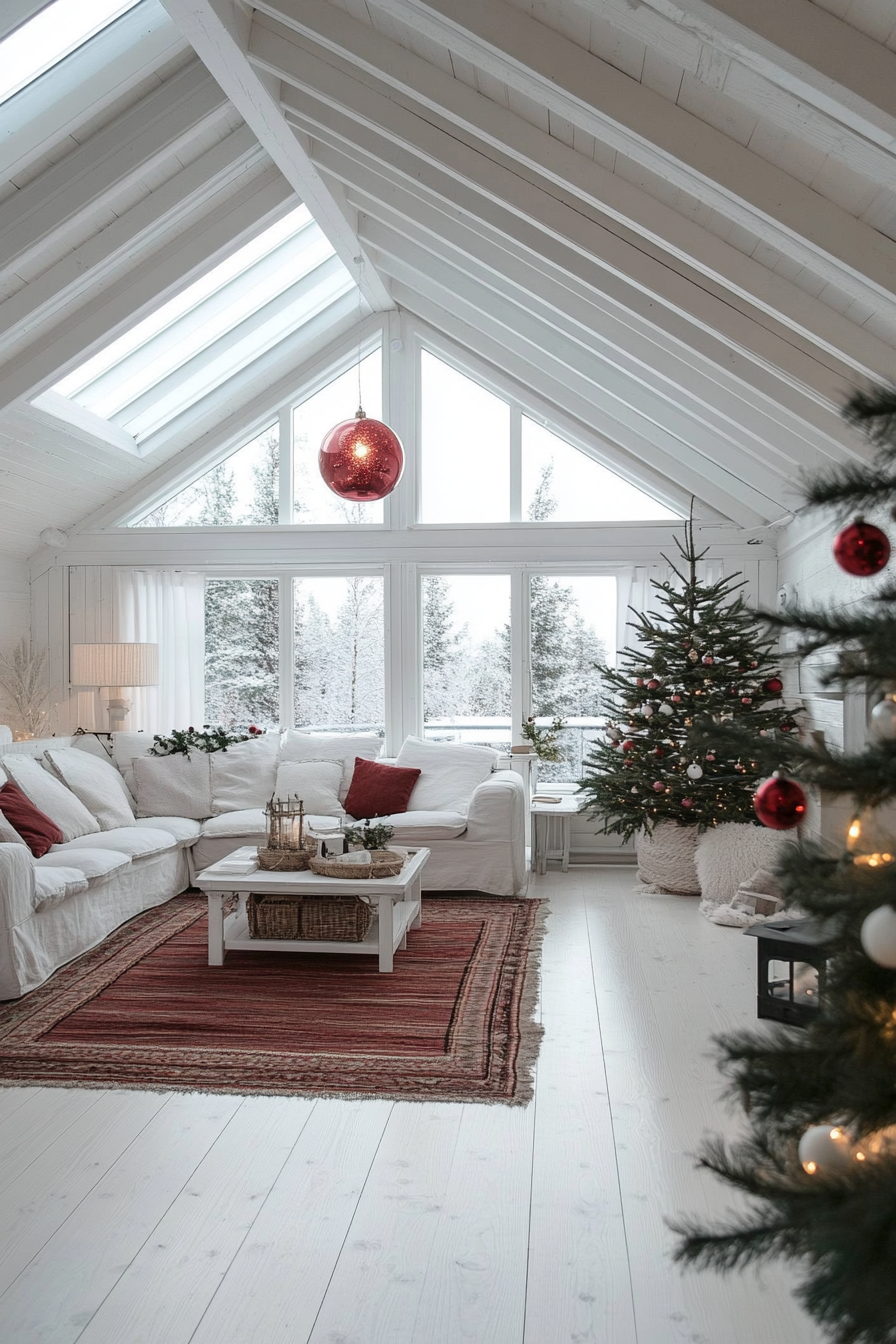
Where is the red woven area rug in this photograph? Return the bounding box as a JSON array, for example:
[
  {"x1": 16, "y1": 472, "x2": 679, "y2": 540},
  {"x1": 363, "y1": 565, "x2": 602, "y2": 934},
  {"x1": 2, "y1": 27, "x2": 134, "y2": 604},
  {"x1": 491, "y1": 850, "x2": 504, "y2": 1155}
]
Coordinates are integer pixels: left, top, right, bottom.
[{"x1": 0, "y1": 895, "x2": 546, "y2": 1105}]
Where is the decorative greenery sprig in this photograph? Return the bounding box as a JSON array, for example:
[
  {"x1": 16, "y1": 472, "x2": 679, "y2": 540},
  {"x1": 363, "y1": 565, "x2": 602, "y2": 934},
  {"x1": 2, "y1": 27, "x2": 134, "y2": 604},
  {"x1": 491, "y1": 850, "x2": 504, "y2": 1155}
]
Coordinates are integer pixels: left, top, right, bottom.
[
  {"x1": 344, "y1": 820, "x2": 395, "y2": 851},
  {"x1": 149, "y1": 724, "x2": 263, "y2": 755},
  {"x1": 521, "y1": 715, "x2": 567, "y2": 762}
]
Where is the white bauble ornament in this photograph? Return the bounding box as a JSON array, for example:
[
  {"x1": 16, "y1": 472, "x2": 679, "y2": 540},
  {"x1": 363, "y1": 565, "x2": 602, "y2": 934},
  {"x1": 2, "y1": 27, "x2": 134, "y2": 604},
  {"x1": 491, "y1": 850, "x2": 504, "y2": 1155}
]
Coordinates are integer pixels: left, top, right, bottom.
[
  {"x1": 860, "y1": 905, "x2": 896, "y2": 968},
  {"x1": 642, "y1": 705, "x2": 655, "y2": 717},
  {"x1": 688, "y1": 649, "x2": 699, "y2": 662},
  {"x1": 798, "y1": 1125, "x2": 854, "y2": 1176},
  {"x1": 630, "y1": 786, "x2": 638, "y2": 794},
  {"x1": 658, "y1": 703, "x2": 674, "y2": 716},
  {"x1": 686, "y1": 763, "x2": 704, "y2": 780},
  {"x1": 870, "y1": 697, "x2": 896, "y2": 742}
]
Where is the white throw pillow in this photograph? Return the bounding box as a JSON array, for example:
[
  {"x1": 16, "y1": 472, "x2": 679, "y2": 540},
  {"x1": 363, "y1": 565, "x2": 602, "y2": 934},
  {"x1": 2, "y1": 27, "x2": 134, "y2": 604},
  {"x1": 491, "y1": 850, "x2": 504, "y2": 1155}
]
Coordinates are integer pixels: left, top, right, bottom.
[
  {"x1": 394, "y1": 736, "x2": 498, "y2": 814},
  {"x1": 134, "y1": 816, "x2": 202, "y2": 848},
  {"x1": 132, "y1": 753, "x2": 213, "y2": 820},
  {"x1": 209, "y1": 733, "x2": 280, "y2": 814},
  {"x1": 33, "y1": 865, "x2": 89, "y2": 911},
  {"x1": 201, "y1": 809, "x2": 267, "y2": 838},
  {"x1": 280, "y1": 730, "x2": 382, "y2": 801},
  {"x1": 274, "y1": 761, "x2": 343, "y2": 816},
  {"x1": 34, "y1": 848, "x2": 131, "y2": 882},
  {"x1": 1, "y1": 754, "x2": 100, "y2": 842},
  {"x1": 44, "y1": 748, "x2": 136, "y2": 831},
  {"x1": 111, "y1": 730, "x2": 155, "y2": 798}
]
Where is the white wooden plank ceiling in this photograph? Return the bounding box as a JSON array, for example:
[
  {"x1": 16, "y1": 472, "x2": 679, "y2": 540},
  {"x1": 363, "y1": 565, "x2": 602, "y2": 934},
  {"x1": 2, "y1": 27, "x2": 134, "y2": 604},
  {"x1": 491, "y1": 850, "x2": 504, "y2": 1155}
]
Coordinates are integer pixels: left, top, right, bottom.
[{"x1": 0, "y1": 0, "x2": 895, "y2": 558}]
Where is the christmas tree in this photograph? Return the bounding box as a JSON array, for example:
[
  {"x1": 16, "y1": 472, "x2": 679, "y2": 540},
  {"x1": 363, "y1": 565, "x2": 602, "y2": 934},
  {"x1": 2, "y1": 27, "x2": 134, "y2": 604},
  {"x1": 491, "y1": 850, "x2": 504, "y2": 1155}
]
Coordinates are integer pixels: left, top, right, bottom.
[
  {"x1": 673, "y1": 386, "x2": 896, "y2": 1344},
  {"x1": 579, "y1": 513, "x2": 798, "y2": 840}
]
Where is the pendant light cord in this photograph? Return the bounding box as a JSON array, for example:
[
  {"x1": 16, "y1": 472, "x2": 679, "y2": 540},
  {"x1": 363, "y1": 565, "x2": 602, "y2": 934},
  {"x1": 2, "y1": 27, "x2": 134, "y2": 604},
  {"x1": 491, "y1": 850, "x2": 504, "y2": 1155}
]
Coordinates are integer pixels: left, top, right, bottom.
[{"x1": 355, "y1": 255, "x2": 364, "y2": 418}]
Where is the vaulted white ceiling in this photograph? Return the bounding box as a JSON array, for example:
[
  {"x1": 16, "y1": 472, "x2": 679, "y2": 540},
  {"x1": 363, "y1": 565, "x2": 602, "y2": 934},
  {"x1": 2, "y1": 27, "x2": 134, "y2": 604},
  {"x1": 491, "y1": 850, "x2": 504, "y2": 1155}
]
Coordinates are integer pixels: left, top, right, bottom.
[{"x1": 2, "y1": 0, "x2": 896, "y2": 558}]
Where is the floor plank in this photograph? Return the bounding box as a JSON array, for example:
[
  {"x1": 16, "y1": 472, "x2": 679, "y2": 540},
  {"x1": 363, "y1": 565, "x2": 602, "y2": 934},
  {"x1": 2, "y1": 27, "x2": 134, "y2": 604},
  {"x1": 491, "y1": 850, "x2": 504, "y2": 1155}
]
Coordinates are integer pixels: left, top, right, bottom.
[
  {"x1": 188, "y1": 1099, "x2": 393, "y2": 1344},
  {"x1": 524, "y1": 869, "x2": 638, "y2": 1344},
  {"x1": 73, "y1": 1096, "x2": 312, "y2": 1344},
  {"x1": 307, "y1": 1103, "x2": 467, "y2": 1344},
  {"x1": 0, "y1": 1090, "x2": 170, "y2": 1298},
  {"x1": 0, "y1": 1087, "x2": 107, "y2": 1195},
  {"x1": 0, "y1": 1092, "x2": 246, "y2": 1344}
]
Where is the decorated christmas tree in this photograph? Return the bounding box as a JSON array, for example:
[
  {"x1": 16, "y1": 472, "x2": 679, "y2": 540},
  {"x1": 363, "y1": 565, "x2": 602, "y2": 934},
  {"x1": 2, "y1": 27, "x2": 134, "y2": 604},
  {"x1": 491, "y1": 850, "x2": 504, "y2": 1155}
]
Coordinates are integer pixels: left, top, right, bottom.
[
  {"x1": 673, "y1": 386, "x2": 896, "y2": 1344},
  {"x1": 579, "y1": 514, "x2": 798, "y2": 841}
]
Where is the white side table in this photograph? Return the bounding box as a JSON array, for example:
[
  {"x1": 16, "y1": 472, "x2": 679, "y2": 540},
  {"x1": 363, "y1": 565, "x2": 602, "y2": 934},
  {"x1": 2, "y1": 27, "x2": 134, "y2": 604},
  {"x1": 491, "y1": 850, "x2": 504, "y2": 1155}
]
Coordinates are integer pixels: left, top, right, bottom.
[{"x1": 530, "y1": 796, "x2": 581, "y2": 874}]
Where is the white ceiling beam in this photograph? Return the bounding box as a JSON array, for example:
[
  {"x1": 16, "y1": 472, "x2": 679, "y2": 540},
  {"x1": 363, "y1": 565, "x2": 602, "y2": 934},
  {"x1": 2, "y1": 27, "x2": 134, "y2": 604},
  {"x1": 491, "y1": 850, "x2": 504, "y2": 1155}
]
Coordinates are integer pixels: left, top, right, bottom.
[
  {"x1": 352, "y1": 190, "x2": 852, "y2": 473},
  {"x1": 27, "y1": 391, "x2": 141, "y2": 458},
  {"x1": 254, "y1": 0, "x2": 896, "y2": 375},
  {"x1": 637, "y1": 0, "x2": 896, "y2": 147},
  {"x1": 0, "y1": 125, "x2": 265, "y2": 367},
  {"x1": 251, "y1": 6, "x2": 896, "y2": 387},
  {"x1": 369, "y1": 229, "x2": 791, "y2": 515},
  {"x1": 159, "y1": 0, "x2": 392, "y2": 311},
  {"x1": 366, "y1": 0, "x2": 896, "y2": 312},
  {"x1": 0, "y1": 0, "x2": 51, "y2": 42},
  {"x1": 0, "y1": 169, "x2": 292, "y2": 411},
  {"x1": 272, "y1": 49, "x2": 864, "y2": 432},
  {"x1": 0, "y1": 62, "x2": 229, "y2": 276},
  {"x1": 0, "y1": 1, "x2": 186, "y2": 182}
]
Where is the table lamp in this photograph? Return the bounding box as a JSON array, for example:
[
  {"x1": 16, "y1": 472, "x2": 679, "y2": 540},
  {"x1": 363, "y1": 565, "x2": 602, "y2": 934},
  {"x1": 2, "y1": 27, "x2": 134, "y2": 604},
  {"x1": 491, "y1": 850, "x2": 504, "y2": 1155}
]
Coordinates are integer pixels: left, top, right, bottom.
[{"x1": 70, "y1": 642, "x2": 159, "y2": 730}]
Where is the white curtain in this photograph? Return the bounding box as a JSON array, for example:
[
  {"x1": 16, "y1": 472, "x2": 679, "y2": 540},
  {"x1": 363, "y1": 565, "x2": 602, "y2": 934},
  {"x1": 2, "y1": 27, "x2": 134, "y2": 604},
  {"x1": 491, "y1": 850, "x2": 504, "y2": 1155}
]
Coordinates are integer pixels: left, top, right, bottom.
[
  {"x1": 616, "y1": 559, "x2": 726, "y2": 658},
  {"x1": 113, "y1": 571, "x2": 205, "y2": 732}
]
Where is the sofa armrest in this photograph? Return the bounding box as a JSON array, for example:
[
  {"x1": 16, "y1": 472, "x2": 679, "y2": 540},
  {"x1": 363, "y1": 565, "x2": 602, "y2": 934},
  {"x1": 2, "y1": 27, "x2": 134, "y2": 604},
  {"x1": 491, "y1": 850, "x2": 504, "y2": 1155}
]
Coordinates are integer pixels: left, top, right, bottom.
[
  {"x1": 0, "y1": 843, "x2": 37, "y2": 999},
  {"x1": 464, "y1": 769, "x2": 526, "y2": 842}
]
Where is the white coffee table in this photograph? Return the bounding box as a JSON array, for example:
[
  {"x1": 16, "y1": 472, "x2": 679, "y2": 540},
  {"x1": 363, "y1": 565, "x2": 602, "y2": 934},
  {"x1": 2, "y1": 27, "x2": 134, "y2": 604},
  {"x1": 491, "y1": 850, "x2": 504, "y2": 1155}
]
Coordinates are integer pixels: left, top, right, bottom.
[
  {"x1": 195, "y1": 846, "x2": 429, "y2": 973},
  {"x1": 530, "y1": 796, "x2": 581, "y2": 874}
]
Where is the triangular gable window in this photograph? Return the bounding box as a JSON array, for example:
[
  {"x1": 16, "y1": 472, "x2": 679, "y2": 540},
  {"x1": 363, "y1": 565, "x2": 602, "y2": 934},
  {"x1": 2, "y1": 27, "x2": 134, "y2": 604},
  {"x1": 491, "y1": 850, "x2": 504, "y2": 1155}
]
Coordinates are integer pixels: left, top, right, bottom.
[
  {"x1": 132, "y1": 424, "x2": 279, "y2": 527},
  {"x1": 522, "y1": 417, "x2": 679, "y2": 521}
]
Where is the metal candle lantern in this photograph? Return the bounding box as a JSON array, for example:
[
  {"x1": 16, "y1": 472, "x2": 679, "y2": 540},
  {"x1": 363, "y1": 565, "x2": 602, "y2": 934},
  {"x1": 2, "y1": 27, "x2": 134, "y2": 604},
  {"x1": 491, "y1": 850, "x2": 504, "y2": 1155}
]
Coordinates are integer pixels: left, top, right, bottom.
[
  {"x1": 258, "y1": 796, "x2": 313, "y2": 870},
  {"x1": 744, "y1": 918, "x2": 829, "y2": 1027}
]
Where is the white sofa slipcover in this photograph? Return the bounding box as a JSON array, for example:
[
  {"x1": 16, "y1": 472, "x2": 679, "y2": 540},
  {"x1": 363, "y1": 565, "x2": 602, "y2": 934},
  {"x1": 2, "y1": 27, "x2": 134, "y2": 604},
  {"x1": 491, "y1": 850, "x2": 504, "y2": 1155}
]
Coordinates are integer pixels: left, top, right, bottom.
[{"x1": 0, "y1": 730, "x2": 527, "y2": 999}]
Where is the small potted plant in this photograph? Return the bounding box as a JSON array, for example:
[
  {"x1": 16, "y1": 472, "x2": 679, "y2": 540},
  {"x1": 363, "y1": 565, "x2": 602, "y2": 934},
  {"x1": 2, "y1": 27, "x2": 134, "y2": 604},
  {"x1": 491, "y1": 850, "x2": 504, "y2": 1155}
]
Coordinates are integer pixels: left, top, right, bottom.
[
  {"x1": 521, "y1": 715, "x2": 566, "y2": 763},
  {"x1": 344, "y1": 820, "x2": 395, "y2": 851}
]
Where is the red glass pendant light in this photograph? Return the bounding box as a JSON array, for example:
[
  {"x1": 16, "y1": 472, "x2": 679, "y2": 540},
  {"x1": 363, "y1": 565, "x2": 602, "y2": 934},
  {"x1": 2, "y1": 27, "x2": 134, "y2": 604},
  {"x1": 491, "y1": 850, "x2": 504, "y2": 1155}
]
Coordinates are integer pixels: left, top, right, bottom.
[
  {"x1": 318, "y1": 255, "x2": 404, "y2": 502},
  {"x1": 318, "y1": 406, "x2": 404, "y2": 502}
]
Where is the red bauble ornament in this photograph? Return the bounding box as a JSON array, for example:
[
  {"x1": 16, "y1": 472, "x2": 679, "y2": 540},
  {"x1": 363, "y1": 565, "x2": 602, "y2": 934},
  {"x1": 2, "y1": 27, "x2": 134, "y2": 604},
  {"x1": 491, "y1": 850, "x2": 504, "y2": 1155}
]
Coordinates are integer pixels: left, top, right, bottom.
[
  {"x1": 764, "y1": 676, "x2": 784, "y2": 695},
  {"x1": 702, "y1": 655, "x2": 714, "y2": 665},
  {"x1": 319, "y1": 411, "x2": 404, "y2": 501},
  {"x1": 780, "y1": 722, "x2": 792, "y2": 732},
  {"x1": 681, "y1": 798, "x2": 693, "y2": 809},
  {"x1": 705, "y1": 753, "x2": 716, "y2": 762},
  {"x1": 753, "y1": 773, "x2": 807, "y2": 830},
  {"x1": 654, "y1": 747, "x2": 664, "y2": 757},
  {"x1": 671, "y1": 694, "x2": 681, "y2": 702},
  {"x1": 741, "y1": 696, "x2": 752, "y2": 704},
  {"x1": 621, "y1": 740, "x2": 634, "y2": 752},
  {"x1": 833, "y1": 518, "x2": 890, "y2": 577},
  {"x1": 652, "y1": 781, "x2": 664, "y2": 792},
  {"x1": 636, "y1": 678, "x2": 645, "y2": 687}
]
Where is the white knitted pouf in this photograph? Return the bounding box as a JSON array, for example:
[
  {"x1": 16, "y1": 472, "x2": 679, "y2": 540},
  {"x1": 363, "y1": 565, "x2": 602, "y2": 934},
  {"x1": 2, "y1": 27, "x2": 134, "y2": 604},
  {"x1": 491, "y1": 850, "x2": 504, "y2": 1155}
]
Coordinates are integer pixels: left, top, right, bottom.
[
  {"x1": 695, "y1": 822, "x2": 797, "y2": 922},
  {"x1": 636, "y1": 821, "x2": 700, "y2": 896}
]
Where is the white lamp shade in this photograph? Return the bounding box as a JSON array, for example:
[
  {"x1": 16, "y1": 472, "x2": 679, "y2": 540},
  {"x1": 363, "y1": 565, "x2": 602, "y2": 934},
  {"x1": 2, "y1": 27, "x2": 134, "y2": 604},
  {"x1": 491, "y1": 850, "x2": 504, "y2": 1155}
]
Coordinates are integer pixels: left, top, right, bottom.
[{"x1": 70, "y1": 642, "x2": 159, "y2": 688}]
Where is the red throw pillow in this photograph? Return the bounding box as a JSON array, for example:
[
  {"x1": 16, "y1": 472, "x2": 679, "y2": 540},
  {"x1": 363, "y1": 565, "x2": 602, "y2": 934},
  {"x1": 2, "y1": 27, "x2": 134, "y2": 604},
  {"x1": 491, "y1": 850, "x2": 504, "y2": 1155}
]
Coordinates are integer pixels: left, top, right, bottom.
[
  {"x1": 0, "y1": 779, "x2": 64, "y2": 857},
  {"x1": 343, "y1": 756, "x2": 421, "y2": 820}
]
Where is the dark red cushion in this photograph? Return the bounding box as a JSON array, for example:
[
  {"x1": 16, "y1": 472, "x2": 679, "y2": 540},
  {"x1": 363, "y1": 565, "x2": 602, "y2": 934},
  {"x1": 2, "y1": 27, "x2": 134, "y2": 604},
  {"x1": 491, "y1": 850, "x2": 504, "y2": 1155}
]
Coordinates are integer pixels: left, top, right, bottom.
[
  {"x1": 343, "y1": 756, "x2": 421, "y2": 820},
  {"x1": 0, "y1": 779, "x2": 64, "y2": 857}
]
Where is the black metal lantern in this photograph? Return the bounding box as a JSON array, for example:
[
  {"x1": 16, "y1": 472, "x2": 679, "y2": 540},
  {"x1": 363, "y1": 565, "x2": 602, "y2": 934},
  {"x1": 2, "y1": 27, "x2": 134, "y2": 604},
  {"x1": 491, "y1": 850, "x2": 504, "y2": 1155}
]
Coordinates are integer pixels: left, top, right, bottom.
[{"x1": 744, "y1": 918, "x2": 829, "y2": 1027}]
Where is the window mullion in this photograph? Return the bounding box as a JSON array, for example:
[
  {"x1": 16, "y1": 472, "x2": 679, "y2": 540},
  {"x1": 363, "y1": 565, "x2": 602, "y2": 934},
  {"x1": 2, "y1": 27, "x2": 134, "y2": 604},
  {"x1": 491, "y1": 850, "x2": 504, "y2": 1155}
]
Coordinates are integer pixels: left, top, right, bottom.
[
  {"x1": 510, "y1": 405, "x2": 522, "y2": 522},
  {"x1": 511, "y1": 568, "x2": 527, "y2": 747},
  {"x1": 278, "y1": 404, "x2": 293, "y2": 524},
  {"x1": 279, "y1": 575, "x2": 294, "y2": 727}
]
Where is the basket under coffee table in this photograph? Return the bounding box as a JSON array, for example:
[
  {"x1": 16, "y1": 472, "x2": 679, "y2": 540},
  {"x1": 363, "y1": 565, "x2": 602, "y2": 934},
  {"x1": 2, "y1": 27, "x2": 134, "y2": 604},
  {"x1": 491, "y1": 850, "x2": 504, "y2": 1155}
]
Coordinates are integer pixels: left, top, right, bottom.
[{"x1": 195, "y1": 846, "x2": 429, "y2": 973}]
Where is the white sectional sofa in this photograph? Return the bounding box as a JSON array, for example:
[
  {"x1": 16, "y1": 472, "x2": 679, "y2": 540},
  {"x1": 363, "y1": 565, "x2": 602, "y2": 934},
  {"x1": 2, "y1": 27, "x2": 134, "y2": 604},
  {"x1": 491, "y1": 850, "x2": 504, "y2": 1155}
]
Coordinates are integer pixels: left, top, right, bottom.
[{"x1": 0, "y1": 728, "x2": 527, "y2": 999}]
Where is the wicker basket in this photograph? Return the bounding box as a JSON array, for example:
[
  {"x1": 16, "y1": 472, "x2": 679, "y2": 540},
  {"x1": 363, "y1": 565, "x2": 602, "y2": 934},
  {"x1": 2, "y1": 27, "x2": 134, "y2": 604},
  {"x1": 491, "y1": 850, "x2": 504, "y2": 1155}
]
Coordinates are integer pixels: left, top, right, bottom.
[
  {"x1": 308, "y1": 849, "x2": 406, "y2": 880},
  {"x1": 246, "y1": 892, "x2": 373, "y2": 942},
  {"x1": 256, "y1": 846, "x2": 313, "y2": 872}
]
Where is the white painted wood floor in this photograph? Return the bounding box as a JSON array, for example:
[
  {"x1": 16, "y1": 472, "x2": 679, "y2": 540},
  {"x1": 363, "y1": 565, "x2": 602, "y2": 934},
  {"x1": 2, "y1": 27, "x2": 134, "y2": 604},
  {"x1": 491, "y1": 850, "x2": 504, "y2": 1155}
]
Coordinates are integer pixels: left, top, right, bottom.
[{"x1": 0, "y1": 867, "x2": 820, "y2": 1344}]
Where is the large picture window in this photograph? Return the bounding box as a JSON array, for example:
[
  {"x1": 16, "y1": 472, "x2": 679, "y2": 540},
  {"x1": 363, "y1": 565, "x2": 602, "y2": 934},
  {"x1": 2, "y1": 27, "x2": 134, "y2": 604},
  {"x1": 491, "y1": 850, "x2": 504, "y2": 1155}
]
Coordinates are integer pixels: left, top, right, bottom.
[
  {"x1": 293, "y1": 351, "x2": 384, "y2": 524},
  {"x1": 134, "y1": 425, "x2": 279, "y2": 527},
  {"x1": 205, "y1": 578, "x2": 280, "y2": 728},
  {"x1": 422, "y1": 574, "x2": 512, "y2": 747},
  {"x1": 294, "y1": 576, "x2": 385, "y2": 731}
]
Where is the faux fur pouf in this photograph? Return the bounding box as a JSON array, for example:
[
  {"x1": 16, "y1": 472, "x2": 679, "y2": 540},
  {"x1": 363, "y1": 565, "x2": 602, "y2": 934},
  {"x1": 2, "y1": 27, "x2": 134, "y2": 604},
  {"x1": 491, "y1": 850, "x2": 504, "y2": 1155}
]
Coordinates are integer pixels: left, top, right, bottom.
[
  {"x1": 696, "y1": 822, "x2": 796, "y2": 922},
  {"x1": 636, "y1": 821, "x2": 700, "y2": 895}
]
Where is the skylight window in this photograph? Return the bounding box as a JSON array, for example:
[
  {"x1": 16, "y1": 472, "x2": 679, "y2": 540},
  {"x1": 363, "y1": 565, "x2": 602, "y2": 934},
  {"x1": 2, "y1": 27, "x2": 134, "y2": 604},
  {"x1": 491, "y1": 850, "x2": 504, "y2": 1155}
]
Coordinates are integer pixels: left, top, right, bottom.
[
  {"x1": 51, "y1": 205, "x2": 352, "y2": 442},
  {"x1": 0, "y1": 0, "x2": 141, "y2": 106}
]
